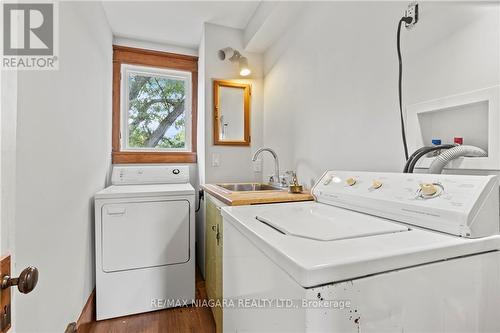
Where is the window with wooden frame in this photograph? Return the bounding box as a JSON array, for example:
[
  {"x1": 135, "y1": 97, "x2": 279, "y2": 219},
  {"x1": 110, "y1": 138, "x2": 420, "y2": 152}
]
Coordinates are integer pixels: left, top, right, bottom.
[{"x1": 112, "y1": 45, "x2": 198, "y2": 163}]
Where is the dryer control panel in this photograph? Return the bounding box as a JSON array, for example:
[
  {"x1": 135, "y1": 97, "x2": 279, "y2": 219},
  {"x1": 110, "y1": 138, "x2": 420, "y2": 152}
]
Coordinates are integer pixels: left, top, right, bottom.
[
  {"x1": 312, "y1": 171, "x2": 499, "y2": 238},
  {"x1": 111, "y1": 165, "x2": 189, "y2": 185}
]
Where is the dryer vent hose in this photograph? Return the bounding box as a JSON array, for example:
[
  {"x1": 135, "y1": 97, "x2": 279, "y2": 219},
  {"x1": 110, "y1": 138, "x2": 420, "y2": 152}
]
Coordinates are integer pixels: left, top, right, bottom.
[{"x1": 429, "y1": 145, "x2": 487, "y2": 174}]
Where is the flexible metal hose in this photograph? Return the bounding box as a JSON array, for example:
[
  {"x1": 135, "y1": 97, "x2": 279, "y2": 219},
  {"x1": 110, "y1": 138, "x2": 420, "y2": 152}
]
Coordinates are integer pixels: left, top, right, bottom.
[
  {"x1": 428, "y1": 145, "x2": 487, "y2": 174},
  {"x1": 404, "y1": 146, "x2": 430, "y2": 173}
]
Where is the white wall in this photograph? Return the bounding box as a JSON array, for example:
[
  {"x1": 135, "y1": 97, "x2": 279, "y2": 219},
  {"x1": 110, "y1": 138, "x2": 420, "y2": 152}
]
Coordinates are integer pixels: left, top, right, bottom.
[
  {"x1": 196, "y1": 23, "x2": 264, "y2": 276},
  {"x1": 14, "y1": 2, "x2": 112, "y2": 331},
  {"x1": 202, "y1": 23, "x2": 264, "y2": 184},
  {"x1": 405, "y1": 2, "x2": 499, "y2": 104},
  {"x1": 262, "y1": 2, "x2": 500, "y2": 188}
]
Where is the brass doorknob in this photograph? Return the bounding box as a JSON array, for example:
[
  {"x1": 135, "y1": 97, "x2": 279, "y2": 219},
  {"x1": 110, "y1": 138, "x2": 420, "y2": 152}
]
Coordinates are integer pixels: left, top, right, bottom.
[{"x1": 1, "y1": 266, "x2": 38, "y2": 294}]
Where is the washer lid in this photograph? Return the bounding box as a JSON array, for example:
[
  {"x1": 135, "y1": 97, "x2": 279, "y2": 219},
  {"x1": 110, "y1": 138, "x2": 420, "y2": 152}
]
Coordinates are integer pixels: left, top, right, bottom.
[
  {"x1": 95, "y1": 183, "x2": 194, "y2": 199},
  {"x1": 221, "y1": 201, "x2": 500, "y2": 288},
  {"x1": 255, "y1": 204, "x2": 408, "y2": 241}
]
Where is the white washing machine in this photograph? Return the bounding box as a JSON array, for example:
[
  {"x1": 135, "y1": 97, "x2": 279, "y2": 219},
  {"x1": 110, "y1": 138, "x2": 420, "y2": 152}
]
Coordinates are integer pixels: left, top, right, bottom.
[
  {"x1": 222, "y1": 171, "x2": 500, "y2": 332},
  {"x1": 94, "y1": 165, "x2": 195, "y2": 320}
]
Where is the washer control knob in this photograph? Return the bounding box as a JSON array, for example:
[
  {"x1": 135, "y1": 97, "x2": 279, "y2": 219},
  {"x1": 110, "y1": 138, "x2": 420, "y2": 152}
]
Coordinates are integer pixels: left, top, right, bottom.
[
  {"x1": 346, "y1": 177, "x2": 357, "y2": 186},
  {"x1": 420, "y1": 183, "x2": 437, "y2": 196},
  {"x1": 372, "y1": 180, "x2": 383, "y2": 189},
  {"x1": 172, "y1": 169, "x2": 180, "y2": 175}
]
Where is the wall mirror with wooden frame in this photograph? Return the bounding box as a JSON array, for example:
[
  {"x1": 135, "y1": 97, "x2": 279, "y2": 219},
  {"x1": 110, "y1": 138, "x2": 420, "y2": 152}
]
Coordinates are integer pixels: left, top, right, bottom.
[{"x1": 213, "y1": 80, "x2": 251, "y2": 146}]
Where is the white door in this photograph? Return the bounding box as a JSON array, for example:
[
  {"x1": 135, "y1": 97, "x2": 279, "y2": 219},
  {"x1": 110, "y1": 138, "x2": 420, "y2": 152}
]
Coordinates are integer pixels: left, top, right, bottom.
[
  {"x1": 1, "y1": 62, "x2": 17, "y2": 333},
  {"x1": 101, "y1": 200, "x2": 190, "y2": 272},
  {"x1": 1, "y1": 65, "x2": 39, "y2": 333}
]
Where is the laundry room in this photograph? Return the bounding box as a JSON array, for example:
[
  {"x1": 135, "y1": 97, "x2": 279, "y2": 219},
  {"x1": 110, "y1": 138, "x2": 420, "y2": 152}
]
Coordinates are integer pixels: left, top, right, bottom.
[{"x1": 0, "y1": 1, "x2": 499, "y2": 333}]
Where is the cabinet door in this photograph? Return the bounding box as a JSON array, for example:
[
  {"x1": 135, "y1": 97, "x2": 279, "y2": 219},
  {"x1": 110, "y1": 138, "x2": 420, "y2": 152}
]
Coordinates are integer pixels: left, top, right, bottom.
[
  {"x1": 214, "y1": 206, "x2": 223, "y2": 333},
  {"x1": 205, "y1": 198, "x2": 217, "y2": 303}
]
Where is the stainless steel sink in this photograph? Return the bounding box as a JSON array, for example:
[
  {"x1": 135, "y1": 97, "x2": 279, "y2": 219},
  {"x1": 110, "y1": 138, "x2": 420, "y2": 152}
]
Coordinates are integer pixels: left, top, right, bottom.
[{"x1": 216, "y1": 183, "x2": 284, "y2": 192}]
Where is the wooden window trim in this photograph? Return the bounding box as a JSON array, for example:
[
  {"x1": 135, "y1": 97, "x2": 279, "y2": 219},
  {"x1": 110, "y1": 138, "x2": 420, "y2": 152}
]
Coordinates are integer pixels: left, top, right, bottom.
[{"x1": 112, "y1": 45, "x2": 198, "y2": 164}]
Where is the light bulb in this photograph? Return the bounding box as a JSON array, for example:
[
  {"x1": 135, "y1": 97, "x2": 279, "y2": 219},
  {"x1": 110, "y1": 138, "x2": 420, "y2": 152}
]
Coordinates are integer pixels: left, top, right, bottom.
[
  {"x1": 239, "y1": 57, "x2": 251, "y2": 76},
  {"x1": 240, "y1": 68, "x2": 251, "y2": 76}
]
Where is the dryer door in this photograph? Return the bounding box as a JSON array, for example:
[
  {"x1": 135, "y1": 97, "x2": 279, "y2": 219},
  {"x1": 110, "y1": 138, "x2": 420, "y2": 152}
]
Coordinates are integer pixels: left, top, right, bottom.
[{"x1": 101, "y1": 200, "x2": 190, "y2": 272}]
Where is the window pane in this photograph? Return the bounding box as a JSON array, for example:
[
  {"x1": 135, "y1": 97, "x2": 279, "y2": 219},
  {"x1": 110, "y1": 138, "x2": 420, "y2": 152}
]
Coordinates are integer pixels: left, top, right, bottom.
[{"x1": 127, "y1": 72, "x2": 186, "y2": 149}]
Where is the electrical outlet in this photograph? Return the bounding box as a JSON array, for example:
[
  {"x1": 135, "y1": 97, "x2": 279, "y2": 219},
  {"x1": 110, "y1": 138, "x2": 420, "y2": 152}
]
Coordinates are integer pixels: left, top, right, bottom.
[{"x1": 405, "y1": 2, "x2": 419, "y2": 29}]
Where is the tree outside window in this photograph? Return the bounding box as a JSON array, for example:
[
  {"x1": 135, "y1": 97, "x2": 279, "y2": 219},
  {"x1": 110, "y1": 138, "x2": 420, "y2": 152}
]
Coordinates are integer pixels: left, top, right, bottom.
[{"x1": 122, "y1": 65, "x2": 192, "y2": 152}]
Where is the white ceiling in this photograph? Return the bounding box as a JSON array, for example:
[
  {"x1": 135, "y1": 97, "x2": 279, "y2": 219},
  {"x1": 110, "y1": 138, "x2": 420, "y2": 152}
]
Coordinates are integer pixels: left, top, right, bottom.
[{"x1": 102, "y1": 1, "x2": 261, "y2": 49}]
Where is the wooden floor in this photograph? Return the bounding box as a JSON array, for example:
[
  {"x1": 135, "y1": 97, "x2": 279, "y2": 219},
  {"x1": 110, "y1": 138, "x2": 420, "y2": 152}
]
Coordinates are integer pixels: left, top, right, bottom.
[{"x1": 79, "y1": 269, "x2": 215, "y2": 333}]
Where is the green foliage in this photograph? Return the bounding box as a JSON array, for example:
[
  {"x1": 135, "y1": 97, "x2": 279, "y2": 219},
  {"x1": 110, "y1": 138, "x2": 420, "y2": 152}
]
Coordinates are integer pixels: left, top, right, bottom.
[
  {"x1": 157, "y1": 116, "x2": 186, "y2": 148},
  {"x1": 127, "y1": 73, "x2": 186, "y2": 149}
]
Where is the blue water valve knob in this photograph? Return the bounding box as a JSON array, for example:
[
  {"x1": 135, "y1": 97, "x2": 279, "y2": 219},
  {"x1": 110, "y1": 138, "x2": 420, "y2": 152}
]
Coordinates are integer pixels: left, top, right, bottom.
[{"x1": 431, "y1": 139, "x2": 442, "y2": 145}]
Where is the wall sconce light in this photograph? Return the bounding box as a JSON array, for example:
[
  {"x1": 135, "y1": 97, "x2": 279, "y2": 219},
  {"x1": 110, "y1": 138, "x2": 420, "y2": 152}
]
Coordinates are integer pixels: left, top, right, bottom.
[{"x1": 218, "y1": 47, "x2": 251, "y2": 77}]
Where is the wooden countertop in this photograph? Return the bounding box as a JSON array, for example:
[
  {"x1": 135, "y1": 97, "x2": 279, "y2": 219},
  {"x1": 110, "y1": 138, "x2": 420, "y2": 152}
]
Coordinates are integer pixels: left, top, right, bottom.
[{"x1": 202, "y1": 183, "x2": 314, "y2": 206}]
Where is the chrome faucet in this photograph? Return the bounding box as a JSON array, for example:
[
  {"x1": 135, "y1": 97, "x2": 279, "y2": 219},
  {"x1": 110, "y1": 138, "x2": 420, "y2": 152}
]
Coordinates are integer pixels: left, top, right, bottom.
[{"x1": 252, "y1": 147, "x2": 283, "y2": 186}]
